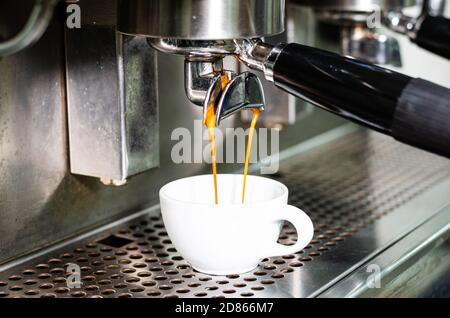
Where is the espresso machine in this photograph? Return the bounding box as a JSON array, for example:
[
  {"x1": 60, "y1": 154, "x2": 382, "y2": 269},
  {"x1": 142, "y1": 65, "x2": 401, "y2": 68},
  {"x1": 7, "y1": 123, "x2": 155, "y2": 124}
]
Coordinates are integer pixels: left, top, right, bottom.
[{"x1": 1, "y1": 0, "x2": 450, "y2": 298}]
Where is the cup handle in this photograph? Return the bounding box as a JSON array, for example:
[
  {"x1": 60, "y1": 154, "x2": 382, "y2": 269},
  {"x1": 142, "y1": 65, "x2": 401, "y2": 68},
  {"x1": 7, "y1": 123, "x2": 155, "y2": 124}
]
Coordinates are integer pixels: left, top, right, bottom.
[{"x1": 264, "y1": 205, "x2": 314, "y2": 258}]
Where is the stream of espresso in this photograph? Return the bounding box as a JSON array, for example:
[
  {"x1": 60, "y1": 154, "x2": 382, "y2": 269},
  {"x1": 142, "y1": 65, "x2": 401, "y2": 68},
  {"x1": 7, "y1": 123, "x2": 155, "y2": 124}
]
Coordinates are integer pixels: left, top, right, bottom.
[
  {"x1": 204, "y1": 105, "x2": 219, "y2": 204},
  {"x1": 204, "y1": 74, "x2": 230, "y2": 204},
  {"x1": 204, "y1": 74, "x2": 261, "y2": 205},
  {"x1": 242, "y1": 109, "x2": 260, "y2": 203}
]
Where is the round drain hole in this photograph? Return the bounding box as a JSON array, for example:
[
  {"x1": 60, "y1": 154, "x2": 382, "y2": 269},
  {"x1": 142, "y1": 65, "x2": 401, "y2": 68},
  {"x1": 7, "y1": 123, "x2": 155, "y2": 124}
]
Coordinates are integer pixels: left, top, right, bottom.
[
  {"x1": 125, "y1": 277, "x2": 140, "y2": 283},
  {"x1": 118, "y1": 293, "x2": 132, "y2": 298},
  {"x1": 223, "y1": 289, "x2": 236, "y2": 294},
  {"x1": 8, "y1": 275, "x2": 22, "y2": 281},
  {"x1": 159, "y1": 285, "x2": 172, "y2": 290},
  {"x1": 263, "y1": 265, "x2": 276, "y2": 270},
  {"x1": 25, "y1": 290, "x2": 39, "y2": 296},
  {"x1": 41, "y1": 293, "x2": 56, "y2": 298},
  {"x1": 145, "y1": 258, "x2": 158, "y2": 263},
  {"x1": 50, "y1": 268, "x2": 64, "y2": 274},
  {"x1": 114, "y1": 283, "x2": 127, "y2": 289},
  {"x1": 251, "y1": 286, "x2": 264, "y2": 291},
  {"x1": 48, "y1": 258, "x2": 62, "y2": 264},
  {"x1": 55, "y1": 287, "x2": 69, "y2": 293},
  {"x1": 161, "y1": 261, "x2": 174, "y2": 266},
  {"x1": 71, "y1": 291, "x2": 86, "y2": 298},
  {"x1": 82, "y1": 276, "x2": 95, "y2": 282},
  {"x1": 216, "y1": 280, "x2": 228, "y2": 285},
  {"x1": 98, "y1": 279, "x2": 112, "y2": 285},
  {"x1": 88, "y1": 252, "x2": 100, "y2": 257},
  {"x1": 244, "y1": 277, "x2": 257, "y2": 282},
  {"x1": 194, "y1": 292, "x2": 207, "y2": 297},
  {"x1": 280, "y1": 268, "x2": 294, "y2": 274},
  {"x1": 177, "y1": 264, "x2": 190, "y2": 270},
  {"x1": 80, "y1": 266, "x2": 92, "y2": 272},
  {"x1": 24, "y1": 280, "x2": 37, "y2": 285},
  {"x1": 176, "y1": 289, "x2": 190, "y2": 294},
  {"x1": 289, "y1": 262, "x2": 303, "y2": 268},
  {"x1": 76, "y1": 257, "x2": 88, "y2": 263},
  {"x1": 142, "y1": 281, "x2": 157, "y2": 287},
  {"x1": 188, "y1": 283, "x2": 201, "y2": 288},
  {"x1": 39, "y1": 283, "x2": 54, "y2": 290},
  {"x1": 122, "y1": 268, "x2": 136, "y2": 274},
  {"x1": 241, "y1": 292, "x2": 254, "y2": 297},
  {"x1": 85, "y1": 285, "x2": 99, "y2": 291},
  {"x1": 206, "y1": 286, "x2": 218, "y2": 291},
  {"x1": 147, "y1": 291, "x2": 162, "y2": 297},
  {"x1": 130, "y1": 286, "x2": 145, "y2": 293},
  {"x1": 233, "y1": 283, "x2": 246, "y2": 288},
  {"x1": 101, "y1": 289, "x2": 116, "y2": 295},
  {"x1": 9, "y1": 285, "x2": 23, "y2": 291},
  {"x1": 137, "y1": 271, "x2": 152, "y2": 277},
  {"x1": 254, "y1": 271, "x2": 267, "y2": 276},
  {"x1": 110, "y1": 274, "x2": 122, "y2": 280},
  {"x1": 261, "y1": 280, "x2": 275, "y2": 285}
]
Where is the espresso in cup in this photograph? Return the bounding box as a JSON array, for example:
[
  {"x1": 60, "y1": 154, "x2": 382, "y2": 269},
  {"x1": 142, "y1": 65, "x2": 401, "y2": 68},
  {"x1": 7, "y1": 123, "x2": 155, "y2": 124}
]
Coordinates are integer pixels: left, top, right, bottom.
[{"x1": 159, "y1": 174, "x2": 314, "y2": 275}]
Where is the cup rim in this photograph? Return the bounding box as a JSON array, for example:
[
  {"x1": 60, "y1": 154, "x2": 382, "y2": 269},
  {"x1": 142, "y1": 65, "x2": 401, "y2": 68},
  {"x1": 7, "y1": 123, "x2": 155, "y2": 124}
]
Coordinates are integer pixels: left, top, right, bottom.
[{"x1": 159, "y1": 174, "x2": 288, "y2": 207}]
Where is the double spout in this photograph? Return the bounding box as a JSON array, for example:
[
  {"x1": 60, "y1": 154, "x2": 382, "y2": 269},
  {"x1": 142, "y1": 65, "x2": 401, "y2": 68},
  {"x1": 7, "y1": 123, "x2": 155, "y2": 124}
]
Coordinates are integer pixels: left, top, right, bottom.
[{"x1": 149, "y1": 38, "x2": 266, "y2": 126}]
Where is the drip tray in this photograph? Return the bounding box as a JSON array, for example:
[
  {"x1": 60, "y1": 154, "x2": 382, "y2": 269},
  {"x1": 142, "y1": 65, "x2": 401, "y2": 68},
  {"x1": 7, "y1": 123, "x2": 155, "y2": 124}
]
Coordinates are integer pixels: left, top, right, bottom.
[{"x1": 1, "y1": 129, "x2": 450, "y2": 298}]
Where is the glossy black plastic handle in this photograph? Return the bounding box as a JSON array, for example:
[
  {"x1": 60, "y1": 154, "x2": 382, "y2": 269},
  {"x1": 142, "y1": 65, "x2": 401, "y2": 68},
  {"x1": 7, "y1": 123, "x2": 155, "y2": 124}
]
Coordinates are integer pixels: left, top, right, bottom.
[
  {"x1": 414, "y1": 15, "x2": 450, "y2": 59},
  {"x1": 271, "y1": 43, "x2": 450, "y2": 158}
]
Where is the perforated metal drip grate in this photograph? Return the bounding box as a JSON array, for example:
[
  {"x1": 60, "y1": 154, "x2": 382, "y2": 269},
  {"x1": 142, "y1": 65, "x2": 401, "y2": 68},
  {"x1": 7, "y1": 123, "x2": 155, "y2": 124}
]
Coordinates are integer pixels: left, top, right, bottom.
[{"x1": 1, "y1": 131, "x2": 450, "y2": 298}]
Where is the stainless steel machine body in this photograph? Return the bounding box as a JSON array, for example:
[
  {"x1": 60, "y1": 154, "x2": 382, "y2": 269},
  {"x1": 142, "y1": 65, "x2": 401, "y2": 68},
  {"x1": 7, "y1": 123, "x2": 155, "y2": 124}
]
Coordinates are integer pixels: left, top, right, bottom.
[
  {"x1": 117, "y1": 0, "x2": 285, "y2": 39},
  {"x1": 66, "y1": 2, "x2": 159, "y2": 184},
  {"x1": 0, "y1": 0, "x2": 450, "y2": 298}
]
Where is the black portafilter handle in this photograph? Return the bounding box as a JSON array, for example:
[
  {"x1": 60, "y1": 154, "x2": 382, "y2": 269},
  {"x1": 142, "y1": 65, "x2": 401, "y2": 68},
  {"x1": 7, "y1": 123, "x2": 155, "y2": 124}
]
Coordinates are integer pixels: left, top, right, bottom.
[
  {"x1": 264, "y1": 43, "x2": 450, "y2": 158},
  {"x1": 413, "y1": 15, "x2": 450, "y2": 60}
]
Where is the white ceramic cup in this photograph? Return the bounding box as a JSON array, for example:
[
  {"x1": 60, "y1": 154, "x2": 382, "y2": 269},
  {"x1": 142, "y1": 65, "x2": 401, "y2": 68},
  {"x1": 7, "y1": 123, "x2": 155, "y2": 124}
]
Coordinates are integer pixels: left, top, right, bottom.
[{"x1": 159, "y1": 174, "x2": 314, "y2": 275}]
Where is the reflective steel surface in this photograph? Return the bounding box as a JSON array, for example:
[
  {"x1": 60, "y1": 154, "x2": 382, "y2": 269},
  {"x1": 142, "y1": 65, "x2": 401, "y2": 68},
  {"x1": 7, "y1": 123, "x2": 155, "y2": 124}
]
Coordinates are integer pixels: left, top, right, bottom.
[
  {"x1": 65, "y1": 3, "x2": 159, "y2": 181},
  {"x1": 293, "y1": 0, "x2": 417, "y2": 12},
  {"x1": 1, "y1": 130, "x2": 450, "y2": 298},
  {"x1": 117, "y1": 0, "x2": 285, "y2": 39}
]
